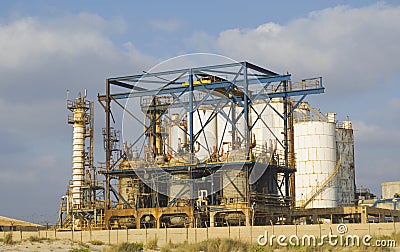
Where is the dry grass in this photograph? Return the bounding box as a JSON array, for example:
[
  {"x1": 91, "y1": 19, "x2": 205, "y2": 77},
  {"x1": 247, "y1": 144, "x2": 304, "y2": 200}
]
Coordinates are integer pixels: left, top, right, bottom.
[
  {"x1": 103, "y1": 242, "x2": 143, "y2": 252},
  {"x1": 88, "y1": 239, "x2": 104, "y2": 245},
  {"x1": 161, "y1": 238, "x2": 251, "y2": 252},
  {"x1": 3, "y1": 232, "x2": 13, "y2": 245},
  {"x1": 27, "y1": 235, "x2": 51, "y2": 243},
  {"x1": 144, "y1": 237, "x2": 158, "y2": 250}
]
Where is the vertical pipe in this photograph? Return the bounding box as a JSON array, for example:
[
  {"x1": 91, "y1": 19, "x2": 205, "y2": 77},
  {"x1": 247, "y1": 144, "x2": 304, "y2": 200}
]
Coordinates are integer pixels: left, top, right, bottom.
[
  {"x1": 189, "y1": 70, "x2": 194, "y2": 158},
  {"x1": 231, "y1": 104, "x2": 236, "y2": 149},
  {"x1": 90, "y1": 101, "x2": 94, "y2": 208},
  {"x1": 242, "y1": 64, "x2": 252, "y2": 213},
  {"x1": 288, "y1": 100, "x2": 295, "y2": 205},
  {"x1": 188, "y1": 70, "x2": 194, "y2": 210},
  {"x1": 211, "y1": 173, "x2": 214, "y2": 205},
  {"x1": 243, "y1": 63, "x2": 250, "y2": 153},
  {"x1": 105, "y1": 79, "x2": 111, "y2": 211},
  {"x1": 283, "y1": 80, "x2": 290, "y2": 197}
]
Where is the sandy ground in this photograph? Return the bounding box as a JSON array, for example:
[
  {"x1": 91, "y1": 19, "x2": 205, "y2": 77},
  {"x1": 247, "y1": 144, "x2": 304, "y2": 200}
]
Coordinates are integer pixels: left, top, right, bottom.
[{"x1": 0, "y1": 240, "x2": 110, "y2": 252}]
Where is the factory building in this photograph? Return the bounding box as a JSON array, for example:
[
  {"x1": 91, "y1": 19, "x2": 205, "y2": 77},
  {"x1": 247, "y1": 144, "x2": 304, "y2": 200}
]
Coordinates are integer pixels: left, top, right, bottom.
[{"x1": 57, "y1": 62, "x2": 399, "y2": 230}]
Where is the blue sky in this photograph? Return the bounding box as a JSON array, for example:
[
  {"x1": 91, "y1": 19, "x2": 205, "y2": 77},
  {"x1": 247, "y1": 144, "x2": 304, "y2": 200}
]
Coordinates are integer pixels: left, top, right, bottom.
[{"x1": 0, "y1": 1, "x2": 399, "y2": 224}]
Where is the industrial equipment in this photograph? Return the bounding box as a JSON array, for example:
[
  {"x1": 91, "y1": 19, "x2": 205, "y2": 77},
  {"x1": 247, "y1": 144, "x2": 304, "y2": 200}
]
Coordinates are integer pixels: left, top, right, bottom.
[{"x1": 57, "y1": 61, "x2": 398, "y2": 229}]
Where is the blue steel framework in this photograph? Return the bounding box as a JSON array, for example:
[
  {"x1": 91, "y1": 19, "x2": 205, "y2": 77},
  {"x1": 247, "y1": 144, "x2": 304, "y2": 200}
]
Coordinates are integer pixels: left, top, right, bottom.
[{"x1": 98, "y1": 61, "x2": 324, "y2": 228}]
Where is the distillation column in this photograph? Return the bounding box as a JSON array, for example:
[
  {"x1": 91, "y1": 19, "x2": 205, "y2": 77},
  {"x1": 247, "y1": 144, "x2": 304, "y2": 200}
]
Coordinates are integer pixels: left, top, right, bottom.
[{"x1": 67, "y1": 93, "x2": 90, "y2": 208}]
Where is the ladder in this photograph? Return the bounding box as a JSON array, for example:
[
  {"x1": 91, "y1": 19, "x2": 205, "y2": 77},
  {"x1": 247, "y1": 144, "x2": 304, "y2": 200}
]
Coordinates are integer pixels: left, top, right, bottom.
[{"x1": 301, "y1": 155, "x2": 341, "y2": 208}]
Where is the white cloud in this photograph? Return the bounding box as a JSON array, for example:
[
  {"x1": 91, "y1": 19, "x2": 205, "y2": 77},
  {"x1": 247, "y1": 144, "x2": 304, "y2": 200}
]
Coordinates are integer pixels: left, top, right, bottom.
[
  {"x1": 186, "y1": 3, "x2": 400, "y2": 95},
  {"x1": 353, "y1": 120, "x2": 400, "y2": 146},
  {"x1": 0, "y1": 14, "x2": 156, "y2": 105}
]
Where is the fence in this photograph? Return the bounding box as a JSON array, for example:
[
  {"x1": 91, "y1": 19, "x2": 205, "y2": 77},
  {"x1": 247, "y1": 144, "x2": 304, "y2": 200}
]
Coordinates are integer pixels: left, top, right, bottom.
[{"x1": 3, "y1": 222, "x2": 398, "y2": 246}]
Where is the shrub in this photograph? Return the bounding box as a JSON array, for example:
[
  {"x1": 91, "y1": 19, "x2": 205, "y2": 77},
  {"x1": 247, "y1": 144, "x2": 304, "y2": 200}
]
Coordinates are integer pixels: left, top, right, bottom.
[
  {"x1": 4, "y1": 233, "x2": 13, "y2": 245},
  {"x1": 89, "y1": 240, "x2": 104, "y2": 245},
  {"x1": 68, "y1": 248, "x2": 89, "y2": 252},
  {"x1": 115, "y1": 242, "x2": 143, "y2": 252},
  {"x1": 145, "y1": 237, "x2": 158, "y2": 250},
  {"x1": 28, "y1": 236, "x2": 44, "y2": 242},
  {"x1": 162, "y1": 238, "x2": 252, "y2": 252}
]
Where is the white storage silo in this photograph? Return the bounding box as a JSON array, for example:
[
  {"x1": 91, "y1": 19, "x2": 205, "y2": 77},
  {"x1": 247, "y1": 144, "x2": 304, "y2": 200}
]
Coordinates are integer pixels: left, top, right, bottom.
[
  {"x1": 192, "y1": 107, "x2": 217, "y2": 162},
  {"x1": 169, "y1": 114, "x2": 187, "y2": 155},
  {"x1": 294, "y1": 120, "x2": 338, "y2": 208},
  {"x1": 251, "y1": 98, "x2": 284, "y2": 155},
  {"x1": 217, "y1": 106, "x2": 232, "y2": 153},
  {"x1": 216, "y1": 105, "x2": 251, "y2": 154},
  {"x1": 382, "y1": 181, "x2": 400, "y2": 199},
  {"x1": 251, "y1": 99, "x2": 286, "y2": 196}
]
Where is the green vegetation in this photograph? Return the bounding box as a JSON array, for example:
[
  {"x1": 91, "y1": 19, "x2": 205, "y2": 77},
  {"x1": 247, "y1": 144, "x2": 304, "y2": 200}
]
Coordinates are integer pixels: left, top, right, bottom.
[
  {"x1": 88, "y1": 239, "x2": 104, "y2": 245},
  {"x1": 28, "y1": 235, "x2": 50, "y2": 243},
  {"x1": 4, "y1": 232, "x2": 13, "y2": 245},
  {"x1": 68, "y1": 248, "x2": 89, "y2": 252},
  {"x1": 145, "y1": 237, "x2": 158, "y2": 250},
  {"x1": 113, "y1": 242, "x2": 143, "y2": 252}
]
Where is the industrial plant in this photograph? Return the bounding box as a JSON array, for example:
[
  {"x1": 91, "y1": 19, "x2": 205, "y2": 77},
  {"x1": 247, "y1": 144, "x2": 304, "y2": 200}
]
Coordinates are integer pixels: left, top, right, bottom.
[{"x1": 57, "y1": 61, "x2": 400, "y2": 230}]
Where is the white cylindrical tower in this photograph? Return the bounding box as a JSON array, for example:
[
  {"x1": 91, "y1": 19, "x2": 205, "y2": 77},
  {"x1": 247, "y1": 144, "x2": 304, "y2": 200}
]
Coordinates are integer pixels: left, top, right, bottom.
[
  {"x1": 67, "y1": 94, "x2": 89, "y2": 208},
  {"x1": 72, "y1": 107, "x2": 85, "y2": 207},
  {"x1": 294, "y1": 120, "x2": 338, "y2": 208}
]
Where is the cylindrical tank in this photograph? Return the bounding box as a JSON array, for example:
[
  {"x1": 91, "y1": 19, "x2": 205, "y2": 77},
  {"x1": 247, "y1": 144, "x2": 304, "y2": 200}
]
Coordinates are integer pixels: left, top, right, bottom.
[
  {"x1": 168, "y1": 174, "x2": 190, "y2": 206},
  {"x1": 217, "y1": 105, "x2": 251, "y2": 154},
  {"x1": 251, "y1": 99, "x2": 284, "y2": 155},
  {"x1": 217, "y1": 106, "x2": 232, "y2": 154},
  {"x1": 192, "y1": 107, "x2": 217, "y2": 161},
  {"x1": 294, "y1": 121, "x2": 338, "y2": 208},
  {"x1": 382, "y1": 181, "x2": 400, "y2": 199},
  {"x1": 119, "y1": 160, "x2": 136, "y2": 207},
  {"x1": 293, "y1": 102, "x2": 311, "y2": 122},
  {"x1": 169, "y1": 114, "x2": 187, "y2": 155}
]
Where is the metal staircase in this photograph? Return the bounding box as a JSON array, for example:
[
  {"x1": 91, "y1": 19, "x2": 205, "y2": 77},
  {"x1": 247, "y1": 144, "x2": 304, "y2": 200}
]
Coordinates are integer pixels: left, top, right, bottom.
[{"x1": 301, "y1": 155, "x2": 341, "y2": 208}]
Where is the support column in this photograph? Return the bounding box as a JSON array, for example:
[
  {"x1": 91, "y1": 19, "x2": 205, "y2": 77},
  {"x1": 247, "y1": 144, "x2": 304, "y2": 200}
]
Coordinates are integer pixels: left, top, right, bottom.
[
  {"x1": 245, "y1": 209, "x2": 251, "y2": 227},
  {"x1": 136, "y1": 214, "x2": 141, "y2": 229},
  {"x1": 105, "y1": 79, "x2": 111, "y2": 211},
  {"x1": 210, "y1": 212, "x2": 216, "y2": 227},
  {"x1": 361, "y1": 206, "x2": 368, "y2": 224},
  {"x1": 283, "y1": 80, "x2": 290, "y2": 197}
]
